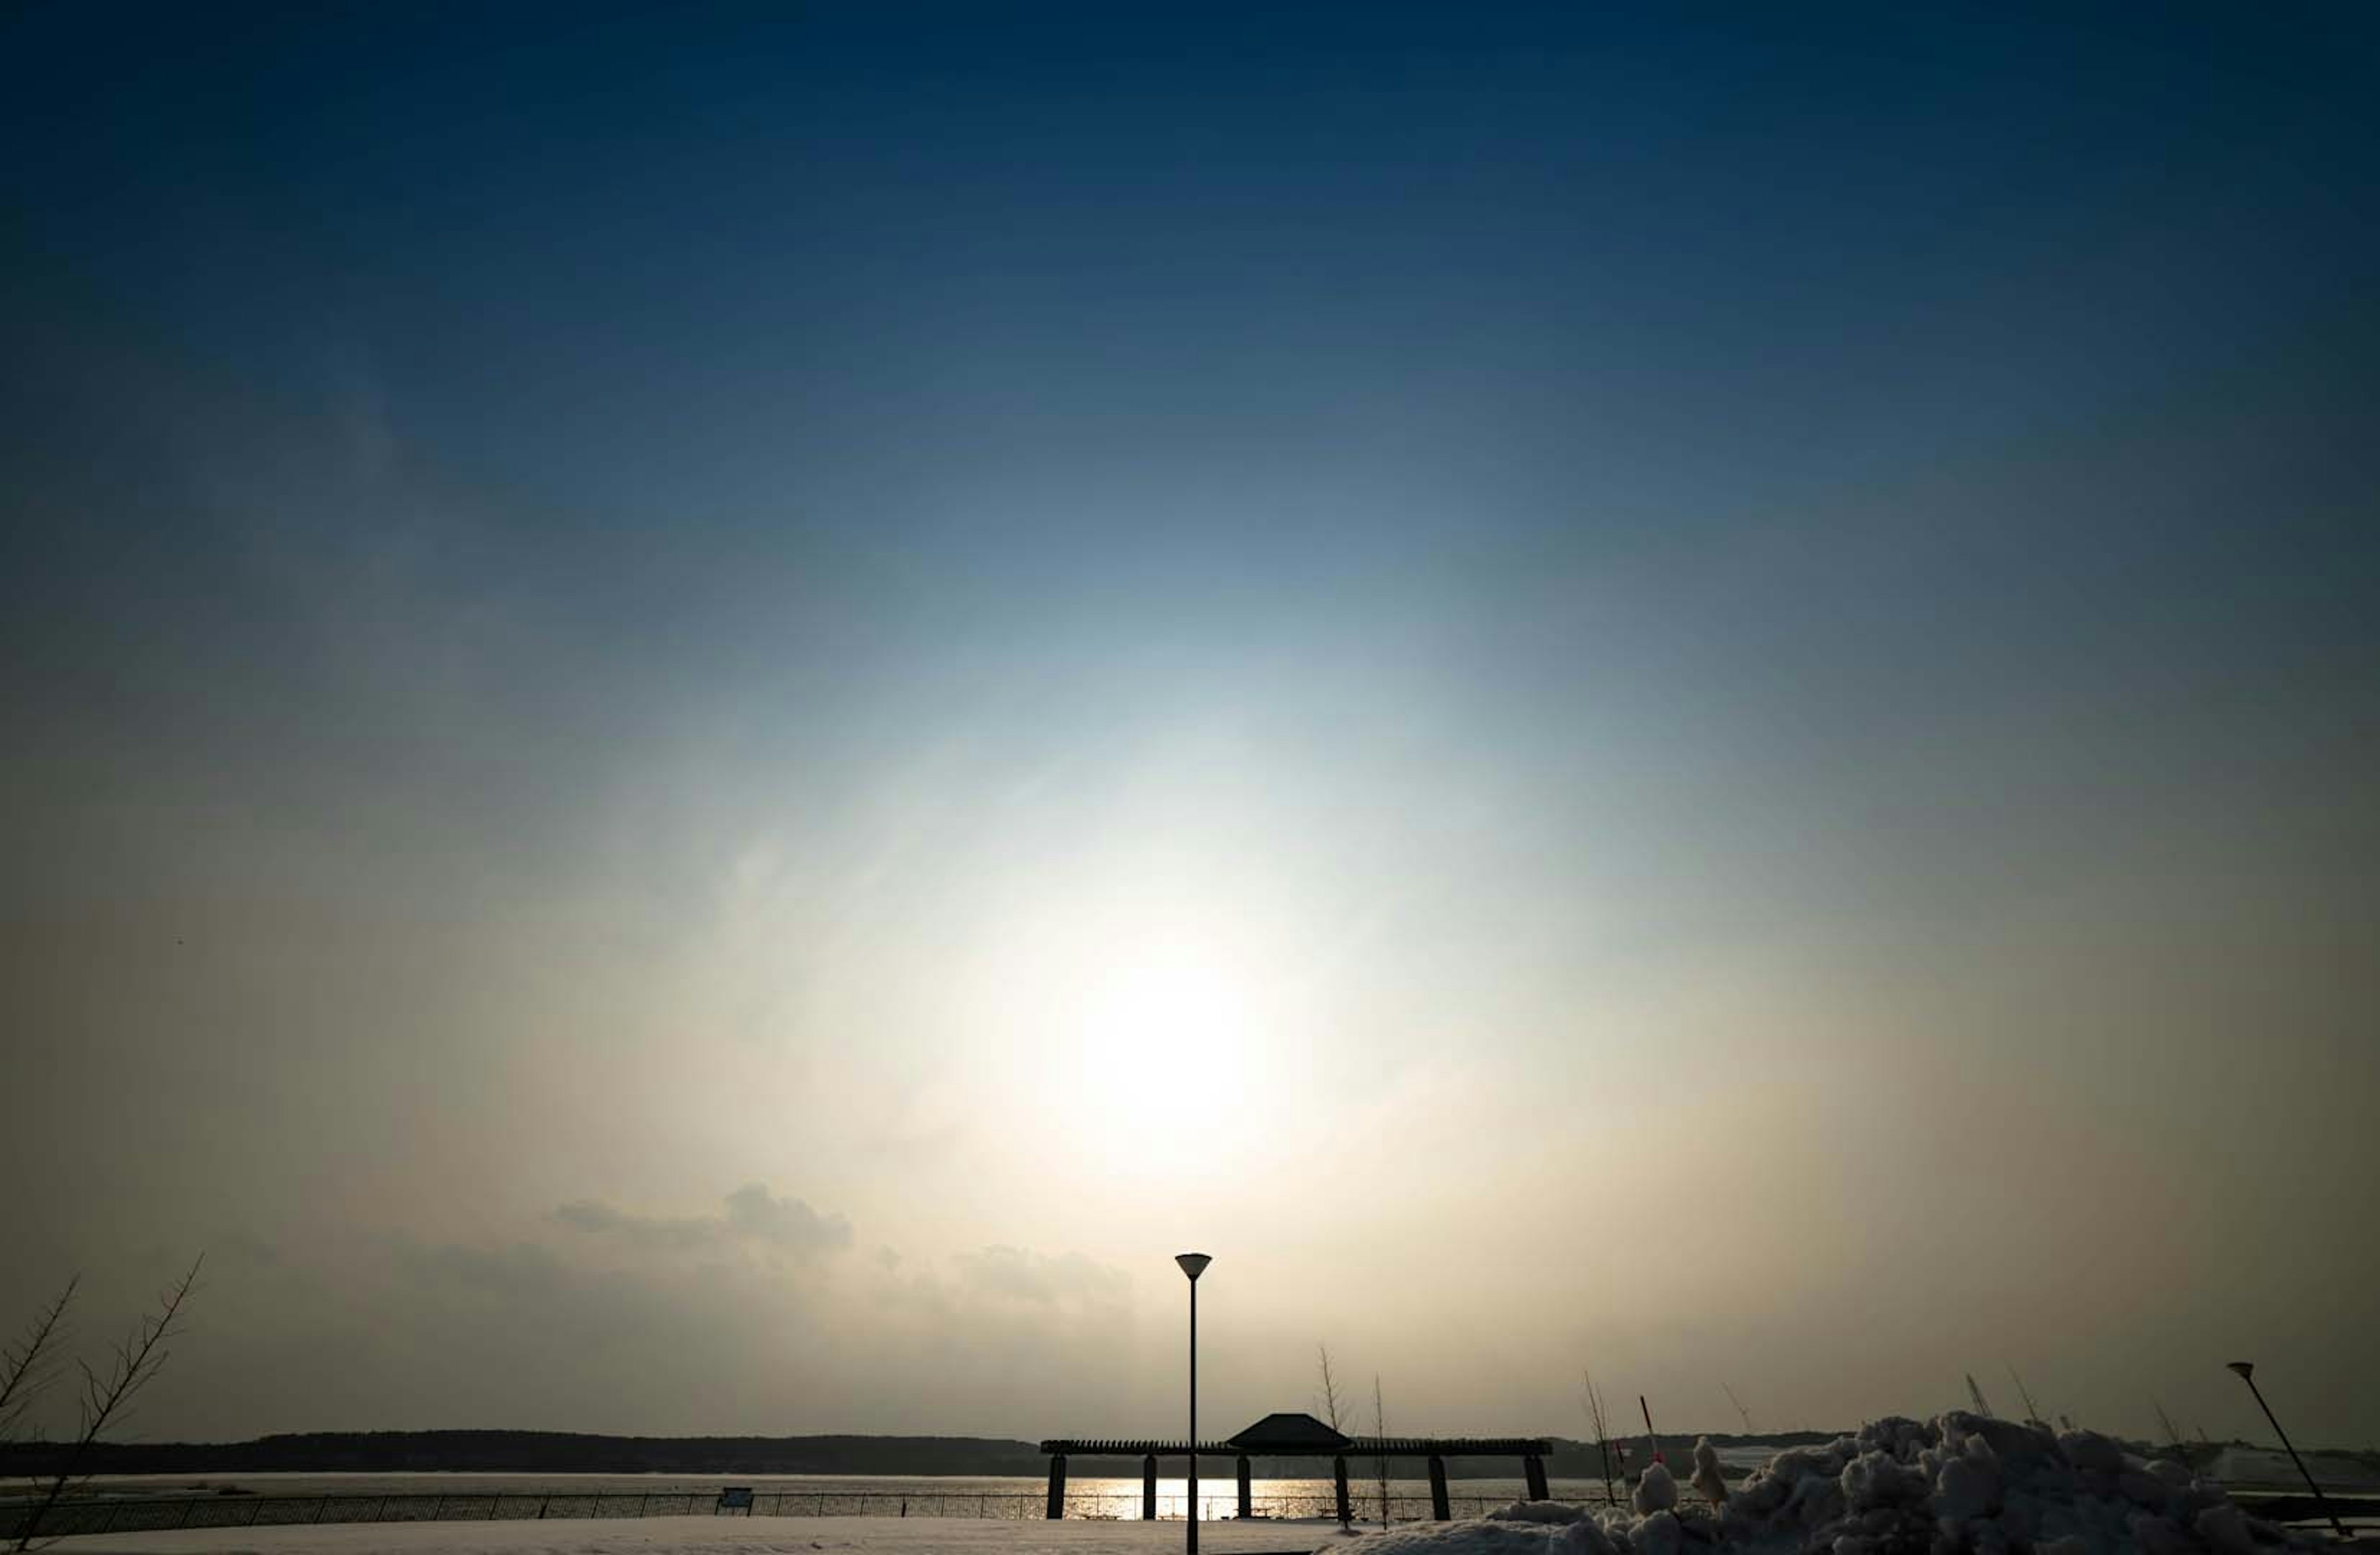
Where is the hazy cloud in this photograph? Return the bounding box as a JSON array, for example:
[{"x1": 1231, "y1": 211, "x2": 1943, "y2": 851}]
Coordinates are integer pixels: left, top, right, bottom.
[
  {"x1": 554, "y1": 1184, "x2": 852, "y2": 1260},
  {"x1": 954, "y1": 1246, "x2": 1130, "y2": 1309},
  {"x1": 402, "y1": 1238, "x2": 570, "y2": 1297},
  {"x1": 723, "y1": 1184, "x2": 852, "y2": 1253}
]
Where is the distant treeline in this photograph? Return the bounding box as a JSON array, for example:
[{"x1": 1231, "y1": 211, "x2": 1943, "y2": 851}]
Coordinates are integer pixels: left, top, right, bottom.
[
  {"x1": 0, "y1": 1429, "x2": 1869, "y2": 1481},
  {"x1": 12, "y1": 1425, "x2": 2376, "y2": 1500},
  {"x1": 0, "y1": 1431, "x2": 1051, "y2": 1478}
]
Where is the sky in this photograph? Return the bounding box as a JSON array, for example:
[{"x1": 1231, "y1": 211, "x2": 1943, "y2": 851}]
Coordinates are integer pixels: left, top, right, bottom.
[{"x1": 2, "y1": 3, "x2": 2376, "y2": 1451}]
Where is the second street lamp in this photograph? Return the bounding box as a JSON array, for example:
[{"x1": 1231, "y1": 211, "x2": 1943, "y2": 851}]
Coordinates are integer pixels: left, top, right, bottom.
[{"x1": 2225, "y1": 1362, "x2": 2345, "y2": 1541}]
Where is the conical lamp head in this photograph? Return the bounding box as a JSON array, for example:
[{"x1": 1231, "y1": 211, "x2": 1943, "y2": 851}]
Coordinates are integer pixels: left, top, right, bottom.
[
  {"x1": 1176, "y1": 1253, "x2": 1212, "y2": 1281},
  {"x1": 2226, "y1": 1362, "x2": 2254, "y2": 1380}
]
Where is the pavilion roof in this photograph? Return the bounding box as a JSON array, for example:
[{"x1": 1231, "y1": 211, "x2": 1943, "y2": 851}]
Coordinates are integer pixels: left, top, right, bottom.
[{"x1": 1228, "y1": 1412, "x2": 1351, "y2": 1452}]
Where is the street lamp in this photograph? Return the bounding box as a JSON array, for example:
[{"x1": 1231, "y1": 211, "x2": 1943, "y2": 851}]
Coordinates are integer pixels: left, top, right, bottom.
[
  {"x1": 1177, "y1": 1253, "x2": 1211, "y2": 1555},
  {"x1": 2224, "y1": 1362, "x2": 2346, "y2": 1541}
]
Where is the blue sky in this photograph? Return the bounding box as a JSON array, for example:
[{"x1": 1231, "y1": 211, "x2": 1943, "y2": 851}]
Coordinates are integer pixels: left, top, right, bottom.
[{"x1": 3, "y1": 4, "x2": 2376, "y2": 1443}]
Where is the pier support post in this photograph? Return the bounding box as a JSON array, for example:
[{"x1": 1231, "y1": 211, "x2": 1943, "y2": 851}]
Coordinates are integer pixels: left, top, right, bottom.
[
  {"x1": 1429, "y1": 1455, "x2": 1450, "y2": 1521},
  {"x1": 1143, "y1": 1455, "x2": 1158, "y2": 1520},
  {"x1": 1237, "y1": 1455, "x2": 1252, "y2": 1520},
  {"x1": 1046, "y1": 1455, "x2": 1066, "y2": 1520},
  {"x1": 1334, "y1": 1456, "x2": 1351, "y2": 1526},
  {"x1": 1525, "y1": 1453, "x2": 1549, "y2": 1502}
]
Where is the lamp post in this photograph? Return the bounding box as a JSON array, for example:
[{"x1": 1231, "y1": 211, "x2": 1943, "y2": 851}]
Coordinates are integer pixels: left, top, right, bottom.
[
  {"x1": 1176, "y1": 1253, "x2": 1211, "y2": 1555},
  {"x1": 2224, "y1": 1362, "x2": 2345, "y2": 1541}
]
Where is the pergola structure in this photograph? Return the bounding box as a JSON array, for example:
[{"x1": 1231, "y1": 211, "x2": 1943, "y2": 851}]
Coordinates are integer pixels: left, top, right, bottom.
[{"x1": 1040, "y1": 1412, "x2": 1552, "y2": 1522}]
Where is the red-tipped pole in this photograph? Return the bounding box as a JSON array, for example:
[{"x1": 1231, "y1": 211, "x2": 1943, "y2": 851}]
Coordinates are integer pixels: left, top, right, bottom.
[
  {"x1": 2225, "y1": 1362, "x2": 2345, "y2": 1541},
  {"x1": 1641, "y1": 1396, "x2": 1665, "y2": 1466}
]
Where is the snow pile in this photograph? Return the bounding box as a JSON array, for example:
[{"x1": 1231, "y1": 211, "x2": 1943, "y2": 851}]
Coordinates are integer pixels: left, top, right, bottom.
[
  {"x1": 1329, "y1": 1415, "x2": 2311, "y2": 1555},
  {"x1": 1633, "y1": 1466, "x2": 1678, "y2": 1518}
]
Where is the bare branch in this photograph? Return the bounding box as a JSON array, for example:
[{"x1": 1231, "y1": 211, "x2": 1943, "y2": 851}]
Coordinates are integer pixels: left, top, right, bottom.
[
  {"x1": 14, "y1": 1255, "x2": 201, "y2": 1552},
  {"x1": 1583, "y1": 1367, "x2": 1615, "y2": 1506},
  {"x1": 0, "y1": 1278, "x2": 77, "y2": 1443},
  {"x1": 1314, "y1": 1345, "x2": 1349, "y2": 1529},
  {"x1": 2006, "y1": 1365, "x2": 2045, "y2": 1429},
  {"x1": 1315, "y1": 1344, "x2": 1346, "y2": 1433}
]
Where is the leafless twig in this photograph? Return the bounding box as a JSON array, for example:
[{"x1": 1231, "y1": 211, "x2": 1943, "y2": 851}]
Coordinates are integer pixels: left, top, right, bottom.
[
  {"x1": 1316, "y1": 1345, "x2": 1349, "y2": 1529},
  {"x1": 14, "y1": 1256, "x2": 201, "y2": 1551},
  {"x1": 1315, "y1": 1345, "x2": 1346, "y2": 1434},
  {"x1": 1583, "y1": 1367, "x2": 1615, "y2": 1507},
  {"x1": 0, "y1": 1279, "x2": 77, "y2": 1443}
]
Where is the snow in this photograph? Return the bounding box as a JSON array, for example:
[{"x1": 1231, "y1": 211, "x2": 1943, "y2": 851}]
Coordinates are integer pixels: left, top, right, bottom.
[
  {"x1": 1628, "y1": 1468, "x2": 1676, "y2": 1518},
  {"x1": 72, "y1": 1513, "x2": 1337, "y2": 1555},
  {"x1": 1331, "y1": 1416, "x2": 2329, "y2": 1555},
  {"x1": 1687, "y1": 1445, "x2": 1728, "y2": 1513}
]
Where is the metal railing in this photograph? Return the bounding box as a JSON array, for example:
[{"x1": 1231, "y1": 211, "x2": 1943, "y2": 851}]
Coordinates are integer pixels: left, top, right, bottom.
[{"x1": 0, "y1": 1487, "x2": 1611, "y2": 1541}]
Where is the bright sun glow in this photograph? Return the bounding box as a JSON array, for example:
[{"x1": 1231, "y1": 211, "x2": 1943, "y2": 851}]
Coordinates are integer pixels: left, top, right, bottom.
[
  {"x1": 959, "y1": 872, "x2": 1310, "y2": 1183},
  {"x1": 1057, "y1": 940, "x2": 1265, "y2": 1175},
  {"x1": 1079, "y1": 954, "x2": 1251, "y2": 1055}
]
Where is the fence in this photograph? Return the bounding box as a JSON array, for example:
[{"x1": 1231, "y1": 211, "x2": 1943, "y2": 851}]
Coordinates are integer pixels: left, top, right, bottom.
[{"x1": 1, "y1": 1489, "x2": 1567, "y2": 1542}]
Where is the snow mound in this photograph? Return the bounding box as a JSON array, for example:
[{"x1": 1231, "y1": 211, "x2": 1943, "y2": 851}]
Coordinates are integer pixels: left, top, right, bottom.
[{"x1": 1333, "y1": 1416, "x2": 2310, "y2": 1555}]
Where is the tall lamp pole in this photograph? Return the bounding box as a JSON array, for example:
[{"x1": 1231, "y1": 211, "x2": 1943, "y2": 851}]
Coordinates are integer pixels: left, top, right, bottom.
[
  {"x1": 1177, "y1": 1253, "x2": 1212, "y2": 1555},
  {"x1": 2224, "y1": 1362, "x2": 2346, "y2": 1541}
]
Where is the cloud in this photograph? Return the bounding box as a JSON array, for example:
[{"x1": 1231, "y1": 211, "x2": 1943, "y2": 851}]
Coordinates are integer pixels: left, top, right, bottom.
[
  {"x1": 402, "y1": 1238, "x2": 570, "y2": 1297},
  {"x1": 953, "y1": 1244, "x2": 1130, "y2": 1309},
  {"x1": 553, "y1": 1183, "x2": 852, "y2": 1260},
  {"x1": 721, "y1": 1184, "x2": 851, "y2": 1252}
]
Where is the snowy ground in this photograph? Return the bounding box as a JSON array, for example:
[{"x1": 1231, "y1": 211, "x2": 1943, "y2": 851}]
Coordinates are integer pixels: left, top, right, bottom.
[{"x1": 69, "y1": 1512, "x2": 1350, "y2": 1555}]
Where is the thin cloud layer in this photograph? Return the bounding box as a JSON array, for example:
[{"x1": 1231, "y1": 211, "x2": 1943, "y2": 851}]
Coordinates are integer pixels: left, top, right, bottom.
[
  {"x1": 954, "y1": 1246, "x2": 1132, "y2": 1309},
  {"x1": 2, "y1": 4, "x2": 2376, "y2": 1450},
  {"x1": 554, "y1": 1185, "x2": 853, "y2": 1260}
]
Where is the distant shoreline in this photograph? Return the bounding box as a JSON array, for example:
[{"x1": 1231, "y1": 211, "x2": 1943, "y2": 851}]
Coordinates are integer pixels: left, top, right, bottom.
[
  {"x1": 0, "y1": 1433, "x2": 1048, "y2": 1480},
  {"x1": 0, "y1": 1427, "x2": 1965, "y2": 1482},
  {"x1": 12, "y1": 1428, "x2": 2351, "y2": 1484},
  {"x1": 0, "y1": 1429, "x2": 1818, "y2": 1481}
]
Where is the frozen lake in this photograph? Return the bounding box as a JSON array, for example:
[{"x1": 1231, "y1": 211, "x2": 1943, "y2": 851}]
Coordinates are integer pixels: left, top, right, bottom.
[
  {"x1": 55, "y1": 1473, "x2": 1632, "y2": 1520},
  {"x1": 66, "y1": 1512, "x2": 1360, "y2": 1555}
]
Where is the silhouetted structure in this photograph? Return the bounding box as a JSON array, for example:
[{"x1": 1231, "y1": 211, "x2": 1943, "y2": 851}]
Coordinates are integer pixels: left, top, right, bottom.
[{"x1": 1040, "y1": 1411, "x2": 1551, "y2": 1522}]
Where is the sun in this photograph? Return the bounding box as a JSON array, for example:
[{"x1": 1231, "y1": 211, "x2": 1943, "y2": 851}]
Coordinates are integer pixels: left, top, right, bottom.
[
  {"x1": 1080, "y1": 954, "x2": 1250, "y2": 1054},
  {"x1": 964, "y1": 897, "x2": 1295, "y2": 1179},
  {"x1": 1062, "y1": 943, "x2": 1263, "y2": 1172}
]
